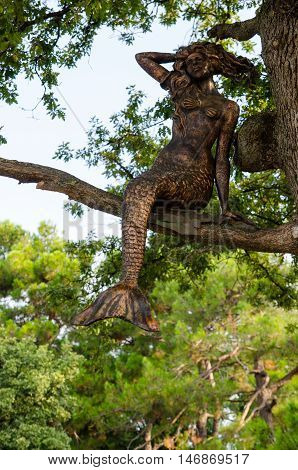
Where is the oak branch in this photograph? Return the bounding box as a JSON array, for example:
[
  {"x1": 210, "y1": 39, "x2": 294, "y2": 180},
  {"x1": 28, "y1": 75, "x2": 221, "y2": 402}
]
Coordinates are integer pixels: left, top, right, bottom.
[{"x1": 0, "y1": 157, "x2": 297, "y2": 255}]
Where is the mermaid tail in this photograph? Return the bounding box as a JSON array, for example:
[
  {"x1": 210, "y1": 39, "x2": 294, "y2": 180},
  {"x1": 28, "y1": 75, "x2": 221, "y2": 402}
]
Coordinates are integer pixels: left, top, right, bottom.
[
  {"x1": 72, "y1": 283, "x2": 159, "y2": 332},
  {"x1": 73, "y1": 175, "x2": 161, "y2": 332}
]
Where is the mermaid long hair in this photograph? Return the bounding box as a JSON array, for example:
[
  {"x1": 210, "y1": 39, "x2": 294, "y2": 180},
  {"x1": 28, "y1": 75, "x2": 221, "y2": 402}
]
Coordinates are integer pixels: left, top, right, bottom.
[
  {"x1": 166, "y1": 42, "x2": 258, "y2": 135},
  {"x1": 174, "y1": 42, "x2": 257, "y2": 81}
]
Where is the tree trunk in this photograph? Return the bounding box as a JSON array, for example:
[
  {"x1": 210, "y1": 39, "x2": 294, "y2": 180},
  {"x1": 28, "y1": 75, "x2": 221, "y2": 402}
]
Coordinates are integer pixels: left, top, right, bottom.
[
  {"x1": 258, "y1": 0, "x2": 298, "y2": 207},
  {"x1": 208, "y1": 0, "x2": 298, "y2": 210}
]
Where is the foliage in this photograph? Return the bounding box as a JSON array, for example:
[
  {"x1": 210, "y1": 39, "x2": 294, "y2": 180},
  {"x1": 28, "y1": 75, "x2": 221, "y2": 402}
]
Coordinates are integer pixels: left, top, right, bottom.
[
  {"x1": 71, "y1": 262, "x2": 297, "y2": 450},
  {"x1": 0, "y1": 221, "x2": 84, "y2": 326},
  {"x1": 0, "y1": 0, "x2": 259, "y2": 118},
  {"x1": 55, "y1": 86, "x2": 172, "y2": 188},
  {"x1": 0, "y1": 222, "x2": 297, "y2": 450},
  {"x1": 0, "y1": 325, "x2": 81, "y2": 449}
]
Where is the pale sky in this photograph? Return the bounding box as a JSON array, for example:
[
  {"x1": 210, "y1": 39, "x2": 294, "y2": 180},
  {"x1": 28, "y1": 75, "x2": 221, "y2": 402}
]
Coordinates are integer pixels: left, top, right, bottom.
[{"x1": 0, "y1": 9, "x2": 259, "y2": 241}]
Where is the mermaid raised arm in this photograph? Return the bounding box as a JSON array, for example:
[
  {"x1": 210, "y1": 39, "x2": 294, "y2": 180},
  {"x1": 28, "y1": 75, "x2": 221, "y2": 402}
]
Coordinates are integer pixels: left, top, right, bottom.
[{"x1": 135, "y1": 52, "x2": 176, "y2": 83}]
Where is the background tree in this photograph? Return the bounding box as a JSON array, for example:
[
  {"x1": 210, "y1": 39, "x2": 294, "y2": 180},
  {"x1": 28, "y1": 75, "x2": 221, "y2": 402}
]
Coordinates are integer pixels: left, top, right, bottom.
[
  {"x1": 0, "y1": 332, "x2": 80, "y2": 449},
  {"x1": 0, "y1": 222, "x2": 297, "y2": 449}
]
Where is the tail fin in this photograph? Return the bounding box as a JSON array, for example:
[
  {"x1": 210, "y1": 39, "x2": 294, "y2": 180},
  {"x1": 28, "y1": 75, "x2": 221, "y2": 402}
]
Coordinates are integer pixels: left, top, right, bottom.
[{"x1": 72, "y1": 283, "x2": 159, "y2": 333}]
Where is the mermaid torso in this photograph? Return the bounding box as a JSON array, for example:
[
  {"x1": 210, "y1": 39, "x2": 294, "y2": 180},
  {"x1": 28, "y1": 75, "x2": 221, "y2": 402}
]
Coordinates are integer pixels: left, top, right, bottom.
[{"x1": 149, "y1": 77, "x2": 228, "y2": 207}]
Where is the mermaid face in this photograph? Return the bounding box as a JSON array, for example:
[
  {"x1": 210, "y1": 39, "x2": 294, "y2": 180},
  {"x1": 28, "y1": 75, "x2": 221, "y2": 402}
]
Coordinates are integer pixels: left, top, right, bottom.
[{"x1": 185, "y1": 52, "x2": 212, "y2": 80}]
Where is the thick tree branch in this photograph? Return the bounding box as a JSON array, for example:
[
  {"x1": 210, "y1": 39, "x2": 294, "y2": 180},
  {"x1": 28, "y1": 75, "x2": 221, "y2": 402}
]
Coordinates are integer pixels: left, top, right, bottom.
[
  {"x1": 271, "y1": 366, "x2": 298, "y2": 392},
  {"x1": 208, "y1": 16, "x2": 259, "y2": 41},
  {"x1": 0, "y1": 157, "x2": 121, "y2": 216},
  {"x1": 0, "y1": 157, "x2": 297, "y2": 254},
  {"x1": 153, "y1": 214, "x2": 298, "y2": 255}
]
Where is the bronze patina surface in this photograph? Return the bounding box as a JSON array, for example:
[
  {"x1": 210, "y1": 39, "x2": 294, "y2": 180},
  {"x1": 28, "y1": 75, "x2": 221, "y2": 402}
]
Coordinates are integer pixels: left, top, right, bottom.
[{"x1": 73, "y1": 42, "x2": 256, "y2": 332}]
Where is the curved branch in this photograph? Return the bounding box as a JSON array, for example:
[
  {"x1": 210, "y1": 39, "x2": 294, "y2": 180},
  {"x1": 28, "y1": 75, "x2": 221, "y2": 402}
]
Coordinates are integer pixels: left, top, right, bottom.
[
  {"x1": 0, "y1": 157, "x2": 121, "y2": 217},
  {"x1": 0, "y1": 157, "x2": 297, "y2": 255},
  {"x1": 271, "y1": 366, "x2": 298, "y2": 392},
  {"x1": 19, "y1": 5, "x2": 72, "y2": 32},
  {"x1": 208, "y1": 16, "x2": 259, "y2": 41}
]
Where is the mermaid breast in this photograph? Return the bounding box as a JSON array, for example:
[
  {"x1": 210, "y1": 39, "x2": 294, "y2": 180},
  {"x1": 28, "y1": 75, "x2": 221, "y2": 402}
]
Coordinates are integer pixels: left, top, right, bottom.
[{"x1": 177, "y1": 87, "x2": 223, "y2": 121}]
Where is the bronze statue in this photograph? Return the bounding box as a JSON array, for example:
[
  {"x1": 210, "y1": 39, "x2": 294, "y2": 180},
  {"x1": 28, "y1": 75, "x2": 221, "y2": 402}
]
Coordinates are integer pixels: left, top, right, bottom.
[{"x1": 73, "y1": 42, "x2": 256, "y2": 333}]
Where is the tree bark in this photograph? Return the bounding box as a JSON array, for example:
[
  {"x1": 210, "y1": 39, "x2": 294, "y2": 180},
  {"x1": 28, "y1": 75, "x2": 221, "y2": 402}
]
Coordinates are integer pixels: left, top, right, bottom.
[
  {"x1": 208, "y1": 16, "x2": 260, "y2": 41},
  {"x1": 238, "y1": 360, "x2": 298, "y2": 432},
  {"x1": 234, "y1": 112, "x2": 278, "y2": 172},
  {"x1": 0, "y1": 157, "x2": 122, "y2": 216},
  {"x1": 258, "y1": 0, "x2": 298, "y2": 206}
]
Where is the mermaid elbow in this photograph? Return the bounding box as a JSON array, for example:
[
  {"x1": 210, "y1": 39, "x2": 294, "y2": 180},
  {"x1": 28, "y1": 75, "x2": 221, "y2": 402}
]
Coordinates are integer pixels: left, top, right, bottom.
[
  {"x1": 226, "y1": 100, "x2": 240, "y2": 116},
  {"x1": 135, "y1": 53, "x2": 146, "y2": 63}
]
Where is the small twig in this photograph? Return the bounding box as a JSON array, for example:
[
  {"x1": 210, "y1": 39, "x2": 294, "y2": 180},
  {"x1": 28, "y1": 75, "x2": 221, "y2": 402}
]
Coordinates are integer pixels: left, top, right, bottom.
[{"x1": 200, "y1": 346, "x2": 240, "y2": 379}]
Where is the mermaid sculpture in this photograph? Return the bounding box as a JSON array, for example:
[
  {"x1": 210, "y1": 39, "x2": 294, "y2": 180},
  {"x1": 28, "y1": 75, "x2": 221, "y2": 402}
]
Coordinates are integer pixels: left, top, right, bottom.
[{"x1": 73, "y1": 42, "x2": 256, "y2": 332}]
